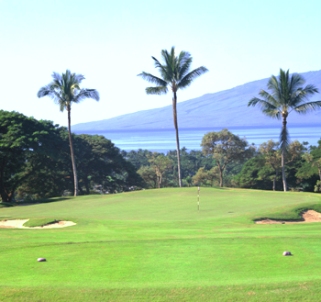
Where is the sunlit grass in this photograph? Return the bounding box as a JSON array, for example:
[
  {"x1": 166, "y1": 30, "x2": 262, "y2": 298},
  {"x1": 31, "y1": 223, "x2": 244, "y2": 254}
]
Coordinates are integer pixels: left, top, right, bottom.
[{"x1": 1, "y1": 187, "x2": 321, "y2": 301}]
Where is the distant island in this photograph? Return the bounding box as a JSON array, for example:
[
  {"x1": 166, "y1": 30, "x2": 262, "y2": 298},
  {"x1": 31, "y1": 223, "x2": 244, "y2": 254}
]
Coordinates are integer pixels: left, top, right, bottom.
[{"x1": 72, "y1": 70, "x2": 321, "y2": 132}]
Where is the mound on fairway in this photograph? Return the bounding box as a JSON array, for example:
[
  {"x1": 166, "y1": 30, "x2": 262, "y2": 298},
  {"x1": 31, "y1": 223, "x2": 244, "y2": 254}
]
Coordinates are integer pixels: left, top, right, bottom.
[{"x1": 0, "y1": 219, "x2": 76, "y2": 229}]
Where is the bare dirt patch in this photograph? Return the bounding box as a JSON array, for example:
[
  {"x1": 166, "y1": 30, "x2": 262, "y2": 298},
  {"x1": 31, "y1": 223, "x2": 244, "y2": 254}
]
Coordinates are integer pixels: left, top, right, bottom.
[
  {"x1": 0, "y1": 219, "x2": 76, "y2": 229},
  {"x1": 256, "y1": 210, "x2": 321, "y2": 224}
]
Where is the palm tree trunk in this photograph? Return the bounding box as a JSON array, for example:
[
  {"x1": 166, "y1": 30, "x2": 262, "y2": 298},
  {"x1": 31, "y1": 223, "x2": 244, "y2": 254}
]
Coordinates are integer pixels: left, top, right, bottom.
[
  {"x1": 281, "y1": 150, "x2": 287, "y2": 191},
  {"x1": 281, "y1": 114, "x2": 288, "y2": 192},
  {"x1": 172, "y1": 91, "x2": 182, "y2": 187},
  {"x1": 67, "y1": 107, "x2": 79, "y2": 196}
]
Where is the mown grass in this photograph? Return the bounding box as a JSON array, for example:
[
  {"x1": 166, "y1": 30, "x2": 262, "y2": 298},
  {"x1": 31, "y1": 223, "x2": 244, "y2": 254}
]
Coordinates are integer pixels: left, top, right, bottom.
[
  {"x1": 1, "y1": 187, "x2": 321, "y2": 301},
  {"x1": 23, "y1": 218, "x2": 61, "y2": 228}
]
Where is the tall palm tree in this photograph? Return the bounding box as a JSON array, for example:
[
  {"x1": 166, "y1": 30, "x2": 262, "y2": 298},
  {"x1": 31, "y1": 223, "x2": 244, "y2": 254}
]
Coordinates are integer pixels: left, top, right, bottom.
[
  {"x1": 37, "y1": 70, "x2": 100, "y2": 196},
  {"x1": 248, "y1": 69, "x2": 321, "y2": 191},
  {"x1": 138, "y1": 47, "x2": 208, "y2": 187}
]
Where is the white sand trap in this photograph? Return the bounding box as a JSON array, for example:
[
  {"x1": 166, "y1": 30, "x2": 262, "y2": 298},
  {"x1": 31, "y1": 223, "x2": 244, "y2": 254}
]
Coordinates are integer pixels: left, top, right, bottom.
[
  {"x1": 0, "y1": 219, "x2": 76, "y2": 229},
  {"x1": 256, "y1": 210, "x2": 321, "y2": 224}
]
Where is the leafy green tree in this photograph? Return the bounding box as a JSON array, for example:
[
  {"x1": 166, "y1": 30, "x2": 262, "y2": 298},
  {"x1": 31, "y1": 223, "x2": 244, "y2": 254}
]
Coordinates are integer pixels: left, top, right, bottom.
[
  {"x1": 201, "y1": 129, "x2": 253, "y2": 187},
  {"x1": 235, "y1": 140, "x2": 306, "y2": 191},
  {"x1": 37, "y1": 70, "x2": 99, "y2": 196},
  {"x1": 296, "y1": 144, "x2": 321, "y2": 191},
  {"x1": 192, "y1": 167, "x2": 209, "y2": 186},
  {"x1": 74, "y1": 135, "x2": 143, "y2": 194},
  {"x1": 192, "y1": 166, "x2": 219, "y2": 187},
  {"x1": 121, "y1": 149, "x2": 153, "y2": 170},
  {"x1": 137, "y1": 166, "x2": 157, "y2": 188},
  {"x1": 15, "y1": 125, "x2": 71, "y2": 200},
  {"x1": 259, "y1": 140, "x2": 281, "y2": 190},
  {"x1": 248, "y1": 69, "x2": 321, "y2": 191},
  {"x1": 301, "y1": 149, "x2": 321, "y2": 181},
  {"x1": 0, "y1": 111, "x2": 67, "y2": 202},
  {"x1": 148, "y1": 153, "x2": 173, "y2": 188},
  {"x1": 285, "y1": 140, "x2": 307, "y2": 190},
  {"x1": 234, "y1": 156, "x2": 272, "y2": 190},
  {"x1": 138, "y1": 47, "x2": 208, "y2": 187}
]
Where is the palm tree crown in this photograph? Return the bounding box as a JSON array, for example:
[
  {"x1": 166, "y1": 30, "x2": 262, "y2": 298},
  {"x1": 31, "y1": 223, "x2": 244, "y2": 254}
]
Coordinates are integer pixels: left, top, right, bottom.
[
  {"x1": 138, "y1": 47, "x2": 208, "y2": 187},
  {"x1": 37, "y1": 70, "x2": 99, "y2": 111},
  {"x1": 248, "y1": 69, "x2": 321, "y2": 191},
  {"x1": 138, "y1": 47, "x2": 208, "y2": 95}
]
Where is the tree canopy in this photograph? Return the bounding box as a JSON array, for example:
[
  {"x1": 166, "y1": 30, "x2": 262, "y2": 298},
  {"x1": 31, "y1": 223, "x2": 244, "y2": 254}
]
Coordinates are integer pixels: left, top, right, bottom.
[
  {"x1": 0, "y1": 111, "x2": 142, "y2": 202},
  {"x1": 201, "y1": 129, "x2": 253, "y2": 187}
]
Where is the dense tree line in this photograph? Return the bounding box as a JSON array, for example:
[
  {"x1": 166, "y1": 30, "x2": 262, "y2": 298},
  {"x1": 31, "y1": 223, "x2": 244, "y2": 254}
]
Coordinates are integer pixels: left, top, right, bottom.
[
  {"x1": 122, "y1": 129, "x2": 254, "y2": 189},
  {"x1": 0, "y1": 110, "x2": 142, "y2": 203},
  {"x1": 2, "y1": 111, "x2": 321, "y2": 203},
  {"x1": 122, "y1": 130, "x2": 321, "y2": 193}
]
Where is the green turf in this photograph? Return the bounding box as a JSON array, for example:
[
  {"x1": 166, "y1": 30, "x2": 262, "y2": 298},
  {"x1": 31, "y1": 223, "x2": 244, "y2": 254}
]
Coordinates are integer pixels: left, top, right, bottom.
[{"x1": 1, "y1": 187, "x2": 321, "y2": 301}]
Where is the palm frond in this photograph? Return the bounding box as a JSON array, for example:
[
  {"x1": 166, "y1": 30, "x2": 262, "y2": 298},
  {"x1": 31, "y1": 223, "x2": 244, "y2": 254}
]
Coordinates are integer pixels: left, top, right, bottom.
[
  {"x1": 51, "y1": 72, "x2": 62, "y2": 85},
  {"x1": 177, "y1": 50, "x2": 191, "y2": 67},
  {"x1": 248, "y1": 97, "x2": 280, "y2": 118},
  {"x1": 303, "y1": 84, "x2": 319, "y2": 94},
  {"x1": 178, "y1": 56, "x2": 192, "y2": 79},
  {"x1": 288, "y1": 72, "x2": 305, "y2": 92},
  {"x1": 145, "y1": 86, "x2": 168, "y2": 95},
  {"x1": 59, "y1": 100, "x2": 66, "y2": 112},
  {"x1": 263, "y1": 108, "x2": 281, "y2": 118},
  {"x1": 160, "y1": 49, "x2": 175, "y2": 81},
  {"x1": 73, "y1": 73, "x2": 85, "y2": 84},
  {"x1": 152, "y1": 56, "x2": 169, "y2": 80},
  {"x1": 258, "y1": 89, "x2": 278, "y2": 106},
  {"x1": 291, "y1": 85, "x2": 319, "y2": 106},
  {"x1": 177, "y1": 51, "x2": 192, "y2": 78},
  {"x1": 74, "y1": 89, "x2": 100, "y2": 103},
  {"x1": 37, "y1": 86, "x2": 64, "y2": 107},
  {"x1": 267, "y1": 74, "x2": 281, "y2": 101},
  {"x1": 294, "y1": 100, "x2": 321, "y2": 113},
  {"x1": 177, "y1": 66, "x2": 208, "y2": 89},
  {"x1": 37, "y1": 86, "x2": 52, "y2": 98},
  {"x1": 138, "y1": 72, "x2": 167, "y2": 86}
]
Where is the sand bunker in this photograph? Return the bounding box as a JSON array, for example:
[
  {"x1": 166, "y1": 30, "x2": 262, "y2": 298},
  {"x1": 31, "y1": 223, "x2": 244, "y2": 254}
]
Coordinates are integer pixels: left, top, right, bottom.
[
  {"x1": 256, "y1": 210, "x2": 321, "y2": 224},
  {"x1": 0, "y1": 219, "x2": 76, "y2": 229}
]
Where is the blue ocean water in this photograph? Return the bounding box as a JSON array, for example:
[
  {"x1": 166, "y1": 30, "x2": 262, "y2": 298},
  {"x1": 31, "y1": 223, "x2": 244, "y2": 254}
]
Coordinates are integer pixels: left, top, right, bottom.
[{"x1": 77, "y1": 126, "x2": 321, "y2": 153}]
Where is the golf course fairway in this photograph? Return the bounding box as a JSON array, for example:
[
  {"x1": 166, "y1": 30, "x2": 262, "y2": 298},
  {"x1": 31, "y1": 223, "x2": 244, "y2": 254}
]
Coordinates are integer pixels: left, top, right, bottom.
[{"x1": 1, "y1": 187, "x2": 321, "y2": 301}]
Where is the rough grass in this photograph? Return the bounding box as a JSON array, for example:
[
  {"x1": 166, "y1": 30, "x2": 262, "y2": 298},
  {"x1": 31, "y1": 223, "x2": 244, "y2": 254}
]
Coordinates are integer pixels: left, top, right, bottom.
[{"x1": 1, "y1": 187, "x2": 321, "y2": 301}]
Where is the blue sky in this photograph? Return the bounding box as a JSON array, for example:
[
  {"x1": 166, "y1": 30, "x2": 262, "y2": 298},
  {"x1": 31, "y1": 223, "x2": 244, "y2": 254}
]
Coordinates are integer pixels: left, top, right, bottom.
[{"x1": 1, "y1": 0, "x2": 321, "y2": 126}]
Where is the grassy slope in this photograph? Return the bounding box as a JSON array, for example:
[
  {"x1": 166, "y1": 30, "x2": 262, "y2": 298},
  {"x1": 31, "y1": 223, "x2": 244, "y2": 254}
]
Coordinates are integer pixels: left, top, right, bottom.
[{"x1": 1, "y1": 187, "x2": 321, "y2": 301}]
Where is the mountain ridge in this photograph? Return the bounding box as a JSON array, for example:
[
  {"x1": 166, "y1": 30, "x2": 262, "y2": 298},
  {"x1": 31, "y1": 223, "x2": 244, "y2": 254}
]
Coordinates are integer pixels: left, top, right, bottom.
[{"x1": 72, "y1": 70, "x2": 321, "y2": 132}]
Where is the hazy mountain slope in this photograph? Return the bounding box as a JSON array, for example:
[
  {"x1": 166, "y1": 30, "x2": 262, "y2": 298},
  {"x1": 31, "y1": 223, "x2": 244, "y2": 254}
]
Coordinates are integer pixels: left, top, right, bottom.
[{"x1": 73, "y1": 70, "x2": 321, "y2": 132}]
